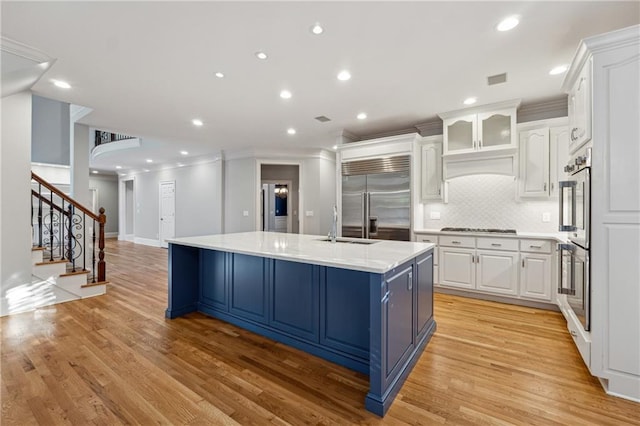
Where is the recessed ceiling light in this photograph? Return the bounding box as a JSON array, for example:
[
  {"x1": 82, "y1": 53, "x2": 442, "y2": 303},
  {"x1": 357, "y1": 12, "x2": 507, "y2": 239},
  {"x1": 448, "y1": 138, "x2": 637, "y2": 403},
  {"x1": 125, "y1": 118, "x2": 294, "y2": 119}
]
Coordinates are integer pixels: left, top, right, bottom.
[
  {"x1": 177, "y1": 163, "x2": 184, "y2": 167},
  {"x1": 463, "y1": 97, "x2": 477, "y2": 105},
  {"x1": 332, "y1": 145, "x2": 338, "y2": 150},
  {"x1": 311, "y1": 23, "x2": 324, "y2": 35},
  {"x1": 192, "y1": 119, "x2": 203, "y2": 126},
  {"x1": 146, "y1": 159, "x2": 153, "y2": 163},
  {"x1": 215, "y1": 72, "x2": 224, "y2": 78},
  {"x1": 92, "y1": 170, "x2": 98, "y2": 174},
  {"x1": 549, "y1": 65, "x2": 569, "y2": 75},
  {"x1": 180, "y1": 150, "x2": 189, "y2": 156},
  {"x1": 115, "y1": 165, "x2": 122, "y2": 169},
  {"x1": 255, "y1": 51, "x2": 268, "y2": 60},
  {"x1": 143, "y1": 169, "x2": 150, "y2": 173},
  {"x1": 337, "y1": 70, "x2": 351, "y2": 81},
  {"x1": 280, "y1": 90, "x2": 292, "y2": 99},
  {"x1": 287, "y1": 128, "x2": 296, "y2": 135},
  {"x1": 357, "y1": 112, "x2": 367, "y2": 120},
  {"x1": 119, "y1": 173, "x2": 126, "y2": 176},
  {"x1": 497, "y1": 15, "x2": 520, "y2": 32},
  {"x1": 52, "y1": 79, "x2": 71, "y2": 89}
]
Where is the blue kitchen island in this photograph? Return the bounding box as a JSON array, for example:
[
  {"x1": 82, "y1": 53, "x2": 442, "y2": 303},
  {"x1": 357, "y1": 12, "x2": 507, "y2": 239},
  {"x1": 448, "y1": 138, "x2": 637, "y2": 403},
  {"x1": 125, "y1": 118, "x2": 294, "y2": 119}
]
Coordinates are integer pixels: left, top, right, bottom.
[{"x1": 165, "y1": 231, "x2": 436, "y2": 416}]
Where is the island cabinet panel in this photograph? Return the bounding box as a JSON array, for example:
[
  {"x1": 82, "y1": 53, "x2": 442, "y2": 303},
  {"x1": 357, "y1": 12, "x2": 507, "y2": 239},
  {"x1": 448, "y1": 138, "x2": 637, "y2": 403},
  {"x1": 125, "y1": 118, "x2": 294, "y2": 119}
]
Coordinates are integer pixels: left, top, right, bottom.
[
  {"x1": 269, "y1": 260, "x2": 319, "y2": 342},
  {"x1": 166, "y1": 244, "x2": 201, "y2": 318},
  {"x1": 229, "y1": 253, "x2": 268, "y2": 324},
  {"x1": 415, "y1": 251, "x2": 434, "y2": 341},
  {"x1": 200, "y1": 250, "x2": 228, "y2": 311},
  {"x1": 384, "y1": 264, "x2": 415, "y2": 378},
  {"x1": 319, "y1": 267, "x2": 370, "y2": 361}
]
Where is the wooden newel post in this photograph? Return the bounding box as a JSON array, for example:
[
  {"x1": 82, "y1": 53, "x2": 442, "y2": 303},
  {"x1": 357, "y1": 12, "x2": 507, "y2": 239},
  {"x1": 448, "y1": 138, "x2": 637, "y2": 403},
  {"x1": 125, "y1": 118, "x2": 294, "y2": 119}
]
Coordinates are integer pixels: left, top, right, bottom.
[{"x1": 98, "y1": 207, "x2": 106, "y2": 282}]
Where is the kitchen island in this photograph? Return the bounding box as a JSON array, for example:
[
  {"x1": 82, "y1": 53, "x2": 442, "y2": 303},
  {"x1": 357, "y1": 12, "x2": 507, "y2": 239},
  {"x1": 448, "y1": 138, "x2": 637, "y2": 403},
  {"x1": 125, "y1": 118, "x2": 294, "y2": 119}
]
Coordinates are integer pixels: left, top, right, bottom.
[{"x1": 166, "y1": 231, "x2": 435, "y2": 416}]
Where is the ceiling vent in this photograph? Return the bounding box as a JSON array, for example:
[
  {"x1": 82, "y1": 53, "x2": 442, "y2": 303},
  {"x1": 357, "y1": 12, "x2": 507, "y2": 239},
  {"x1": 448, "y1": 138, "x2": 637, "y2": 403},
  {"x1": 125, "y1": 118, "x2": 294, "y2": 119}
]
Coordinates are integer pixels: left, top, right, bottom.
[
  {"x1": 487, "y1": 73, "x2": 507, "y2": 86},
  {"x1": 314, "y1": 115, "x2": 331, "y2": 123}
]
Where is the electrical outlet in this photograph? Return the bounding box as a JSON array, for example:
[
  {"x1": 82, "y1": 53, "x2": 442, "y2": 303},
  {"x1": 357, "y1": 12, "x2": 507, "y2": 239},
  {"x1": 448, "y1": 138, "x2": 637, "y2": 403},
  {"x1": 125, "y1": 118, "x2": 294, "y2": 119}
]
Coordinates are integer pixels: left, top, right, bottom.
[
  {"x1": 305, "y1": 211, "x2": 314, "y2": 217},
  {"x1": 430, "y1": 211, "x2": 441, "y2": 220},
  {"x1": 542, "y1": 212, "x2": 551, "y2": 223}
]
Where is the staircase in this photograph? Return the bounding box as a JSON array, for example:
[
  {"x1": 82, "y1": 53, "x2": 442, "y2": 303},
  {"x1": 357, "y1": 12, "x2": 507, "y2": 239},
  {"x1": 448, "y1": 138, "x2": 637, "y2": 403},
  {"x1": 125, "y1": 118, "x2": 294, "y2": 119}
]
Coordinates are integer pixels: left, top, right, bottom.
[{"x1": 30, "y1": 172, "x2": 108, "y2": 302}]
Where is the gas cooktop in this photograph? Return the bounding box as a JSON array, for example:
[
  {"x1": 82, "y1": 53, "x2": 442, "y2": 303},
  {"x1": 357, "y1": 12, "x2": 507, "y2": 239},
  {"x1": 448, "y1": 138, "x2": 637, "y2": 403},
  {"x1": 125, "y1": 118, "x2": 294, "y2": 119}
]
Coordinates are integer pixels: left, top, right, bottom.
[{"x1": 440, "y1": 227, "x2": 517, "y2": 234}]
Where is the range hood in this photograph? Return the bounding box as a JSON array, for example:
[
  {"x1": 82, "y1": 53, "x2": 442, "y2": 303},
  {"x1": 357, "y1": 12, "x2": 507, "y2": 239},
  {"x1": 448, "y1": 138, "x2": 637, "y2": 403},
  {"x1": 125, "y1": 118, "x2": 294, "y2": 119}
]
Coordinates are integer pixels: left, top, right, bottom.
[{"x1": 443, "y1": 153, "x2": 516, "y2": 180}]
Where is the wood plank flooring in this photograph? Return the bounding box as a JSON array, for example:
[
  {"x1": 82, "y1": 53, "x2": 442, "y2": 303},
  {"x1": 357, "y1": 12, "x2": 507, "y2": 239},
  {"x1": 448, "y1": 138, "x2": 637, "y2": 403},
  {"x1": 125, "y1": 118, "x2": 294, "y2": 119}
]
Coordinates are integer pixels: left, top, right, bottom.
[{"x1": 2, "y1": 239, "x2": 638, "y2": 425}]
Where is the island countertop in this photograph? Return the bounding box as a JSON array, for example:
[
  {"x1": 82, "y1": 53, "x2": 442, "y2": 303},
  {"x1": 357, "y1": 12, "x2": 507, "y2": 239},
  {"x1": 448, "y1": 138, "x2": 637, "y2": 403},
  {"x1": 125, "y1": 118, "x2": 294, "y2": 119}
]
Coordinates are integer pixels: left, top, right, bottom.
[{"x1": 168, "y1": 231, "x2": 434, "y2": 274}]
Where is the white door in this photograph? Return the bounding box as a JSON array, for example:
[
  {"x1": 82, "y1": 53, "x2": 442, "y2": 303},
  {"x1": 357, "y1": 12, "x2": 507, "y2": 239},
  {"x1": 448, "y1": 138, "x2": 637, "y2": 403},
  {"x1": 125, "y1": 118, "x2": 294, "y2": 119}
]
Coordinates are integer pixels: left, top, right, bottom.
[
  {"x1": 439, "y1": 247, "x2": 475, "y2": 289},
  {"x1": 519, "y1": 253, "x2": 552, "y2": 301},
  {"x1": 159, "y1": 181, "x2": 176, "y2": 248}
]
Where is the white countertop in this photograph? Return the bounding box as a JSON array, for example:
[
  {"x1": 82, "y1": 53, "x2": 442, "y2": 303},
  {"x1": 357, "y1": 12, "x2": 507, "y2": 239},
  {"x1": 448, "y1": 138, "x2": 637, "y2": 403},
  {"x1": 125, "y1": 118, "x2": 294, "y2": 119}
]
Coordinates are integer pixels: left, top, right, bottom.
[
  {"x1": 168, "y1": 232, "x2": 435, "y2": 274},
  {"x1": 414, "y1": 228, "x2": 569, "y2": 242}
]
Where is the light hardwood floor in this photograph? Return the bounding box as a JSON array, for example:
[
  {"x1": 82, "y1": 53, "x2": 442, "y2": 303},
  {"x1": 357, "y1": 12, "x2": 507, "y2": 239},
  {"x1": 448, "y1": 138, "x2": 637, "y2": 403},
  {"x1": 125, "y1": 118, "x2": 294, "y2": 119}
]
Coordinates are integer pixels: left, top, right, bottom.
[{"x1": 2, "y1": 240, "x2": 638, "y2": 425}]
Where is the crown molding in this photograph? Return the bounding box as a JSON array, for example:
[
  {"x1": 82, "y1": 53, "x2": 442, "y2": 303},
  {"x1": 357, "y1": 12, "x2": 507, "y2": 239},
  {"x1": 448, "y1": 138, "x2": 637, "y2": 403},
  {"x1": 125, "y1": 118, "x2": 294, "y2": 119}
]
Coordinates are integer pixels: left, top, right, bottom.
[
  {"x1": 438, "y1": 98, "x2": 522, "y2": 119},
  {"x1": 223, "y1": 147, "x2": 335, "y2": 162},
  {"x1": 517, "y1": 96, "x2": 568, "y2": 123},
  {"x1": 414, "y1": 118, "x2": 443, "y2": 136}
]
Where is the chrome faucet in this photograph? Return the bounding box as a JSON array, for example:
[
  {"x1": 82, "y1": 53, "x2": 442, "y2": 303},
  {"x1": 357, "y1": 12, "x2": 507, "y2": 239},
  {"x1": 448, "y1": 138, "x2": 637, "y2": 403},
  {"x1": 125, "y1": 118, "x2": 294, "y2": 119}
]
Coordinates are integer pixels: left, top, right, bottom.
[{"x1": 328, "y1": 205, "x2": 338, "y2": 243}]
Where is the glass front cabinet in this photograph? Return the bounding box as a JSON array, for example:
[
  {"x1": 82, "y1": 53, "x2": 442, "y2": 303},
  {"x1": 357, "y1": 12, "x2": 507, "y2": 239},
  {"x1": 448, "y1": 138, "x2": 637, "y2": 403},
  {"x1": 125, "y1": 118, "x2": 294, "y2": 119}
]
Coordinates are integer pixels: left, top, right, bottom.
[{"x1": 440, "y1": 100, "x2": 520, "y2": 157}]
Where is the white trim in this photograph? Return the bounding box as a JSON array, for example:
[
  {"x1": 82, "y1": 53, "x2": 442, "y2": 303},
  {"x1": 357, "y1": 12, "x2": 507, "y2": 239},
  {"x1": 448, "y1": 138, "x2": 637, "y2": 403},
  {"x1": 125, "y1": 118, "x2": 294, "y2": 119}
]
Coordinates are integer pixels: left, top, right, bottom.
[
  {"x1": 91, "y1": 138, "x2": 141, "y2": 158},
  {"x1": 516, "y1": 116, "x2": 568, "y2": 132},
  {"x1": 261, "y1": 179, "x2": 293, "y2": 233},
  {"x1": 159, "y1": 180, "x2": 176, "y2": 249},
  {"x1": 119, "y1": 177, "x2": 136, "y2": 242},
  {"x1": 105, "y1": 232, "x2": 118, "y2": 238},
  {"x1": 70, "y1": 105, "x2": 93, "y2": 122},
  {"x1": 226, "y1": 148, "x2": 334, "y2": 161},
  {"x1": 1, "y1": 36, "x2": 53, "y2": 62},
  {"x1": 134, "y1": 237, "x2": 161, "y2": 247},
  {"x1": 438, "y1": 98, "x2": 522, "y2": 119}
]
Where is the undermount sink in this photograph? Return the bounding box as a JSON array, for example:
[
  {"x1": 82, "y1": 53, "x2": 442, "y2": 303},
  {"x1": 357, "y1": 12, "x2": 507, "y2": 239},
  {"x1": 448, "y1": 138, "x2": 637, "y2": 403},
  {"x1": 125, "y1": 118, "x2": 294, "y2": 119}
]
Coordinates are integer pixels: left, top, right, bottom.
[{"x1": 317, "y1": 238, "x2": 379, "y2": 245}]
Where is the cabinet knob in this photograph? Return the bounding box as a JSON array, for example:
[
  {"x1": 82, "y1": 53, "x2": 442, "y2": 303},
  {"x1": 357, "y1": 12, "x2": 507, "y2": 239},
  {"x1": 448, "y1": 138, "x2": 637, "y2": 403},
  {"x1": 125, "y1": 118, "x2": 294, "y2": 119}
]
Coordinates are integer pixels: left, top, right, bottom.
[{"x1": 544, "y1": 183, "x2": 547, "y2": 192}]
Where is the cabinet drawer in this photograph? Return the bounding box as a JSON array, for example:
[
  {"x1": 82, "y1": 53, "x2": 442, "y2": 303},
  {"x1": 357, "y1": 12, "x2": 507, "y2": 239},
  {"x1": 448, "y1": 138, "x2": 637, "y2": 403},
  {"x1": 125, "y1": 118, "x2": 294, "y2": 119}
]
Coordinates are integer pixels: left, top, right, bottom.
[
  {"x1": 439, "y1": 235, "x2": 475, "y2": 248},
  {"x1": 520, "y1": 239, "x2": 553, "y2": 254},
  {"x1": 417, "y1": 234, "x2": 438, "y2": 245},
  {"x1": 477, "y1": 237, "x2": 518, "y2": 251}
]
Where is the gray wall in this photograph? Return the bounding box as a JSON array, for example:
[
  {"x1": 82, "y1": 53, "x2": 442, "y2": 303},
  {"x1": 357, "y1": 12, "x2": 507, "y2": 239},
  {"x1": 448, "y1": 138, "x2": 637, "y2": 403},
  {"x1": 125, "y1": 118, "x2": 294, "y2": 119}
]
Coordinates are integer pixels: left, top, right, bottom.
[
  {"x1": 125, "y1": 181, "x2": 134, "y2": 235},
  {"x1": 31, "y1": 95, "x2": 70, "y2": 165},
  {"x1": 224, "y1": 157, "x2": 256, "y2": 233},
  {"x1": 261, "y1": 164, "x2": 299, "y2": 234},
  {"x1": 129, "y1": 159, "x2": 223, "y2": 241},
  {"x1": 89, "y1": 175, "x2": 119, "y2": 234}
]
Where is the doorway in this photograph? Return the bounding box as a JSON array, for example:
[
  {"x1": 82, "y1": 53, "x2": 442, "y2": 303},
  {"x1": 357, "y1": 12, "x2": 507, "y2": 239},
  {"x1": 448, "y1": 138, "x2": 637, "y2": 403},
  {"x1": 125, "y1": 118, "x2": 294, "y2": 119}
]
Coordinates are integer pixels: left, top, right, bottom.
[
  {"x1": 258, "y1": 163, "x2": 300, "y2": 234},
  {"x1": 123, "y1": 179, "x2": 134, "y2": 241},
  {"x1": 159, "y1": 181, "x2": 176, "y2": 248}
]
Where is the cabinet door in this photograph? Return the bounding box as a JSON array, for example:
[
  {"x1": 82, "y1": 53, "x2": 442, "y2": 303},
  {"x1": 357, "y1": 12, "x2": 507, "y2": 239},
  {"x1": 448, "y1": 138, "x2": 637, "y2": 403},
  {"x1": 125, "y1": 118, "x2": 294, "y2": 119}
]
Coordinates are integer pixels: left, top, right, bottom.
[
  {"x1": 229, "y1": 253, "x2": 268, "y2": 323},
  {"x1": 443, "y1": 115, "x2": 476, "y2": 154},
  {"x1": 415, "y1": 252, "x2": 434, "y2": 341},
  {"x1": 200, "y1": 250, "x2": 228, "y2": 311},
  {"x1": 439, "y1": 247, "x2": 475, "y2": 289},
  {"x1": 476, "y1": 250, "x2": 519, "y2": 296},
  {"x1": 385, "y1": 264, "x2": 414, "y2": 378},
  {"x1": 520, "y1": 254, "x2": 552, "y2": 301},
  {"x1": 549, "y1": 126, "x2": 569, "y2": 197},
  {"x1": 519, "y1": 127, "x2": 550, "y2": 198},
  {"x1": 270, "y1": 260, "x2": 319, "y2": 342},
  {"x1": 421, "y1": 141, "x2": 443, "y2": 201},
  {"x1": 569, "y1": 62, "x2": 592, "y2": 153},
  {"x1": 478, "y1": 109, "x2": 516, "y2": 151}
]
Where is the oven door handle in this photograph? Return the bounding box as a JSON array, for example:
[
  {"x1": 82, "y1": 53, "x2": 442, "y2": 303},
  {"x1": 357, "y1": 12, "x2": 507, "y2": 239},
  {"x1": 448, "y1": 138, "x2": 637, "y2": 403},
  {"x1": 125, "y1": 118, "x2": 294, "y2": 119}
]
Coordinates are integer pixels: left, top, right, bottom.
[
  {"x1": 557, "y1": 244, "x2": 576, "y2": 295},
  {"x1": 558, "y1": 181, "x2": 577, "y2": 232}
]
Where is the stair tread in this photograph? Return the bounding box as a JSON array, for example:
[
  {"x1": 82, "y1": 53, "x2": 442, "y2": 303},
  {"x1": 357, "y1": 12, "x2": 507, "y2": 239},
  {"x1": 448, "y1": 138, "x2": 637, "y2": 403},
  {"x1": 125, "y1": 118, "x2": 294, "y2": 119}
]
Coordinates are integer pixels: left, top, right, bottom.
[
  {"x1": 59, "y1": 270, "x2": 90, "y2": 277},
  {"x1": 82, "y1": 281, "x2": 108, "y2": 288},
  {"x1": 31, "y1": 247, "x2": 45, "y2": 251},
  {"x1": 35, "y1": 259, "x2": 68, "y2": 266}
]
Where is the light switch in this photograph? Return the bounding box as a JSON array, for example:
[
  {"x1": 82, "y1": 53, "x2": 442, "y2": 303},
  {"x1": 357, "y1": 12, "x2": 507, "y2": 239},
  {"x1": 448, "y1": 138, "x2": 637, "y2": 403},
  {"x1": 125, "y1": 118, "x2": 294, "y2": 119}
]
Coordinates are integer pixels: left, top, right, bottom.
[
  {"x1": 542, "y1": 212, "x2": 551, "y2": 223},
  {"x1": 243, "y1": 210, "x2": 249, "y2": 217},
  {"x1": 305, "y1": 211, "x2": 314, "y2": 217},
  {"x1": 430, "y1": 211, "x2": 441, "y2": 220}
]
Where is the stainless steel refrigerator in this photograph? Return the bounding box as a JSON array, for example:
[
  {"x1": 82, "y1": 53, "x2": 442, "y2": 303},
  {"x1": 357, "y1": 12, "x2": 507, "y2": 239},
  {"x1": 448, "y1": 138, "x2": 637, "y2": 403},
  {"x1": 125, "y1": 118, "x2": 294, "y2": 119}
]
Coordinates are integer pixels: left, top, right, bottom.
[{"x1": 341, "y1": 155, "x2": 411, "y2": 241}]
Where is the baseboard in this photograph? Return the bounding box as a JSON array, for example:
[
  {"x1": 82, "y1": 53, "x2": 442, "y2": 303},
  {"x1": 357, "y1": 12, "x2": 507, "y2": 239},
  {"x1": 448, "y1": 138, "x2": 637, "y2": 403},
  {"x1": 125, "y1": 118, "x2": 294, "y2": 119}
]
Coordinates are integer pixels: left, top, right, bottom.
[
  {"x1": 134, "y1": 237, "x2": 161, "y2": 247},
  {"x1": 119, "y1": 234, "x2": 135, "y2": 242},
  {"x1": 105, "y1": 232, "x2": 118, "y2": 238},
  {"x1": 434, "y1": 286, "x2": 559, "y2": 311}
]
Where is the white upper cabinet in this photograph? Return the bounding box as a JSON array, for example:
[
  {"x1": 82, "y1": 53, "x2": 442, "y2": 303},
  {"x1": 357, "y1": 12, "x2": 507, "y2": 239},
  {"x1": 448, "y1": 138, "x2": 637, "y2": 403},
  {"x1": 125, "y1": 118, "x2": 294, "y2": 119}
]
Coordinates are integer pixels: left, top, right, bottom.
[
  {"x1": 519, "y1": 127, "x2": 550, "y2": 198},
  {"x1": 567, "y1": 61, "x2": 592, "y2": 154},
  {"x1": 440, "y1": 100, "x2": 520, "y2": 158},
  {"x1": 549, "y1": 126, "x2": 570, "y2": 197},
  {"x1": 420, "y1": 136, "x2": 444, "y2": 202}
]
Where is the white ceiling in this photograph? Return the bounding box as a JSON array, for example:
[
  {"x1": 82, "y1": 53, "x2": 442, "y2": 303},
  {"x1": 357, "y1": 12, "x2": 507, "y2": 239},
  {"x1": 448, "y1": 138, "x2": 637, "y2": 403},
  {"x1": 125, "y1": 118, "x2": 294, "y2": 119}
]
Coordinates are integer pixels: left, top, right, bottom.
[{"x1": 2, "y1": 1, "x2": 639, "y2": 173}]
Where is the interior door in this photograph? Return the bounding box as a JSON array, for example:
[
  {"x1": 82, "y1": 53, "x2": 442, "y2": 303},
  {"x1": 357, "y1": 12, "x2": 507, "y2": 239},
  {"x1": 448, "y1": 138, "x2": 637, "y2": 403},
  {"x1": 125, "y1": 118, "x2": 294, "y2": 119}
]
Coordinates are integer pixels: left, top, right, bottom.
[
  {"x1": 342, "y1": 175, "x2": 366, "y2": 238},
  {"x1": 159, "y1": 181, "x2": 175, "y2": 248},
  {"x1": 366, "y1": 172, "x2": 411, "y2": 241}
]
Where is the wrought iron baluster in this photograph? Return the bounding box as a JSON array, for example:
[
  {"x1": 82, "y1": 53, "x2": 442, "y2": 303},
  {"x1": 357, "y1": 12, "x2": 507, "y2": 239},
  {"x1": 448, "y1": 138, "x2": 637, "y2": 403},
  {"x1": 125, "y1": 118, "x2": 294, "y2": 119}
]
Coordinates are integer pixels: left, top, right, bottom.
[
  {"x1": 61, "y1": 198, "x2": 66, "y2": 260},
  {"x1": 92, "y1": 219, "x2": 96, "y2": 283},
  {"x1": 83, "y1": 213, "x2": 87, "y2": 271},
  {"x1": 68, "y1": 204, "x2": 75, "y2": 272},
  {"x1": 38, "y1": 183, "x2": 43, "y2": 248},
  {"x1": 49, "y1": 190, "x2": 54, "y2": 261}
]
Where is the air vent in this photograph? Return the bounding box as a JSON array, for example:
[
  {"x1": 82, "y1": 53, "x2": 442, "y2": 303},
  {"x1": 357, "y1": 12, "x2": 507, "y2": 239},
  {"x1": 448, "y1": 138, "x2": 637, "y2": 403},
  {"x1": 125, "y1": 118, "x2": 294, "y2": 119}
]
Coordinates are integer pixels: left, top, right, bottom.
[
  {"x1": 487, "y1": 73, "x2": 507, "y2": 86},
  {"x1": 314, "y1": 115, "x2": 331, "y2": 123}
]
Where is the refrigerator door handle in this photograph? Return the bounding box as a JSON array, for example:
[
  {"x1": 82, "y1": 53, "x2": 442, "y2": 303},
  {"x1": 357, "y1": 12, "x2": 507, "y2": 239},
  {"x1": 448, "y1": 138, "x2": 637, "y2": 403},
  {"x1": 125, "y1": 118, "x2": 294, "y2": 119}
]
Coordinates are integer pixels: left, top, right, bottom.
[{"x1": 363, "y1": 192, "x2": 370, "y2": 239}]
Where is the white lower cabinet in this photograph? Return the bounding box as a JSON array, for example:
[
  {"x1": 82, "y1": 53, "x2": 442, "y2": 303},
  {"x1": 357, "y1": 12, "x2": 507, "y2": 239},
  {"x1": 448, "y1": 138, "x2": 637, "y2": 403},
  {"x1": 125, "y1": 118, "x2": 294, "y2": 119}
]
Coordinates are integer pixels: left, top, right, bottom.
[
  {"x1": 519, "y1": 253, "x2": 552, "y2": 301},
  {"x1": 439, "y1": 247, "x2": 475, "y2": 289},
  {"x1": 476, "y1": 250, "x2": 519, "y2": 296}
]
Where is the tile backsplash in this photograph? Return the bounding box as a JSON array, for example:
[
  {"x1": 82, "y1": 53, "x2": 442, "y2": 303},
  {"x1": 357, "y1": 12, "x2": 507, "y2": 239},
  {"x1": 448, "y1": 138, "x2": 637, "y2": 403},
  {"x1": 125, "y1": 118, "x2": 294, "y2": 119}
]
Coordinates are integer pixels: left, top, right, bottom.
[{"x1": 421, "y1": 174, "x2": 559, "y2": 233}]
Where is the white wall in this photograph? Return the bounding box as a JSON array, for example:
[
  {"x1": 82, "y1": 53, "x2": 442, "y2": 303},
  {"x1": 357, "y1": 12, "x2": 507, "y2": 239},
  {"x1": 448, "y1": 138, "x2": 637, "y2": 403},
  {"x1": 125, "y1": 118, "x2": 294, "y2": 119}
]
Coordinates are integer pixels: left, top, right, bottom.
[
  {"x1": 421, "y1": 174, "x2": 559, "y2": 233},
  {"x1": 71, "y1": 123, "x2": 90, "y2": 206},
  {"x1": 121, "y1": 158, "x2": 223, "y2": 244},
  {"x1": 1, "y1": 92, "x2": 34, "y2": 315},
  {"x1": 31, "y1": 95, "x2": 70, "y2": 165},
  {"x1": 225, "y1": 157, "x2": 256, "y2": 233},
  {"x1": 89, "y1": 174, "x2": 119, "y2": 234},
  {"x1": 261, "y1": 164, "x2": 299, "y2": 234}
]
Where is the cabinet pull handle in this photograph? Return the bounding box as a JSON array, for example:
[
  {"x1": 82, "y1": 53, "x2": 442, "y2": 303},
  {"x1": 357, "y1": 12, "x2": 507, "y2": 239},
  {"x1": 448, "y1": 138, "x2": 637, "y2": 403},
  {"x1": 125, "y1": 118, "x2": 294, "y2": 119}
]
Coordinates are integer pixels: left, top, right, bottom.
[
  {"x1": 571, "y1": 128, "x2": 578, "y2": 141},
  {"x1": 471, "y1": 255, "x2": 475, "y2": 263},
  {"x1": 522, "y1": 259, "x2": 525, "y2": 268},
  {"x1": 408, "y1": 271, "x2": 413, "y2": 291},
  {"x1": 570, "y1": 330, "x2": 577, "y2": 337},
  {"x1": 438, "y1": 188, "x2": 441, "y2": 195},
  {"x1": 479, "y1": 139, "x2": 483, "y2": 148},
  {"x1": 451, "y1": 240, "x2": 461, "y2": 244},
  {"x1": 551, "y1": 182, "x2": 554, "y2": 191},
  {"x1": 476, "y1": 255, "x2": 480, "y2": 264},
  {"x1": 381, "y1": 291, "x2": 390, "y2": 303},
  {"x1": 529, "y1": 245, "x2": 542, "y2": 249},
  {"x1": 544, "y1": 183, "x2": 547, "y2": 192},
  {"x1": 491, "y1": 243, "x2": 501, "y2": 247}
]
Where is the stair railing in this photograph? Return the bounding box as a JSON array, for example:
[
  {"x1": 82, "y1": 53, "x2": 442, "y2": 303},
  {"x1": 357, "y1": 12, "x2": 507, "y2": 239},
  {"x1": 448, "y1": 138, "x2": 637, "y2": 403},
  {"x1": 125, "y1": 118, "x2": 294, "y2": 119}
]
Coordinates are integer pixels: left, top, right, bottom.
[{"x1": 31, "y1": 172, "x2": 107, "y2": 283}]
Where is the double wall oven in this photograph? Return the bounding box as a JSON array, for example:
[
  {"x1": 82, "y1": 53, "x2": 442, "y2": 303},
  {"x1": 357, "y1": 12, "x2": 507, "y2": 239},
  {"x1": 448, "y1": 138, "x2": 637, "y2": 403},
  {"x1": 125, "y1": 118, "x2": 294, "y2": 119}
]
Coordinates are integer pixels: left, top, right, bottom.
[{"x1": 558, "y1": 148, "x2": 591, "y2": 331}]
